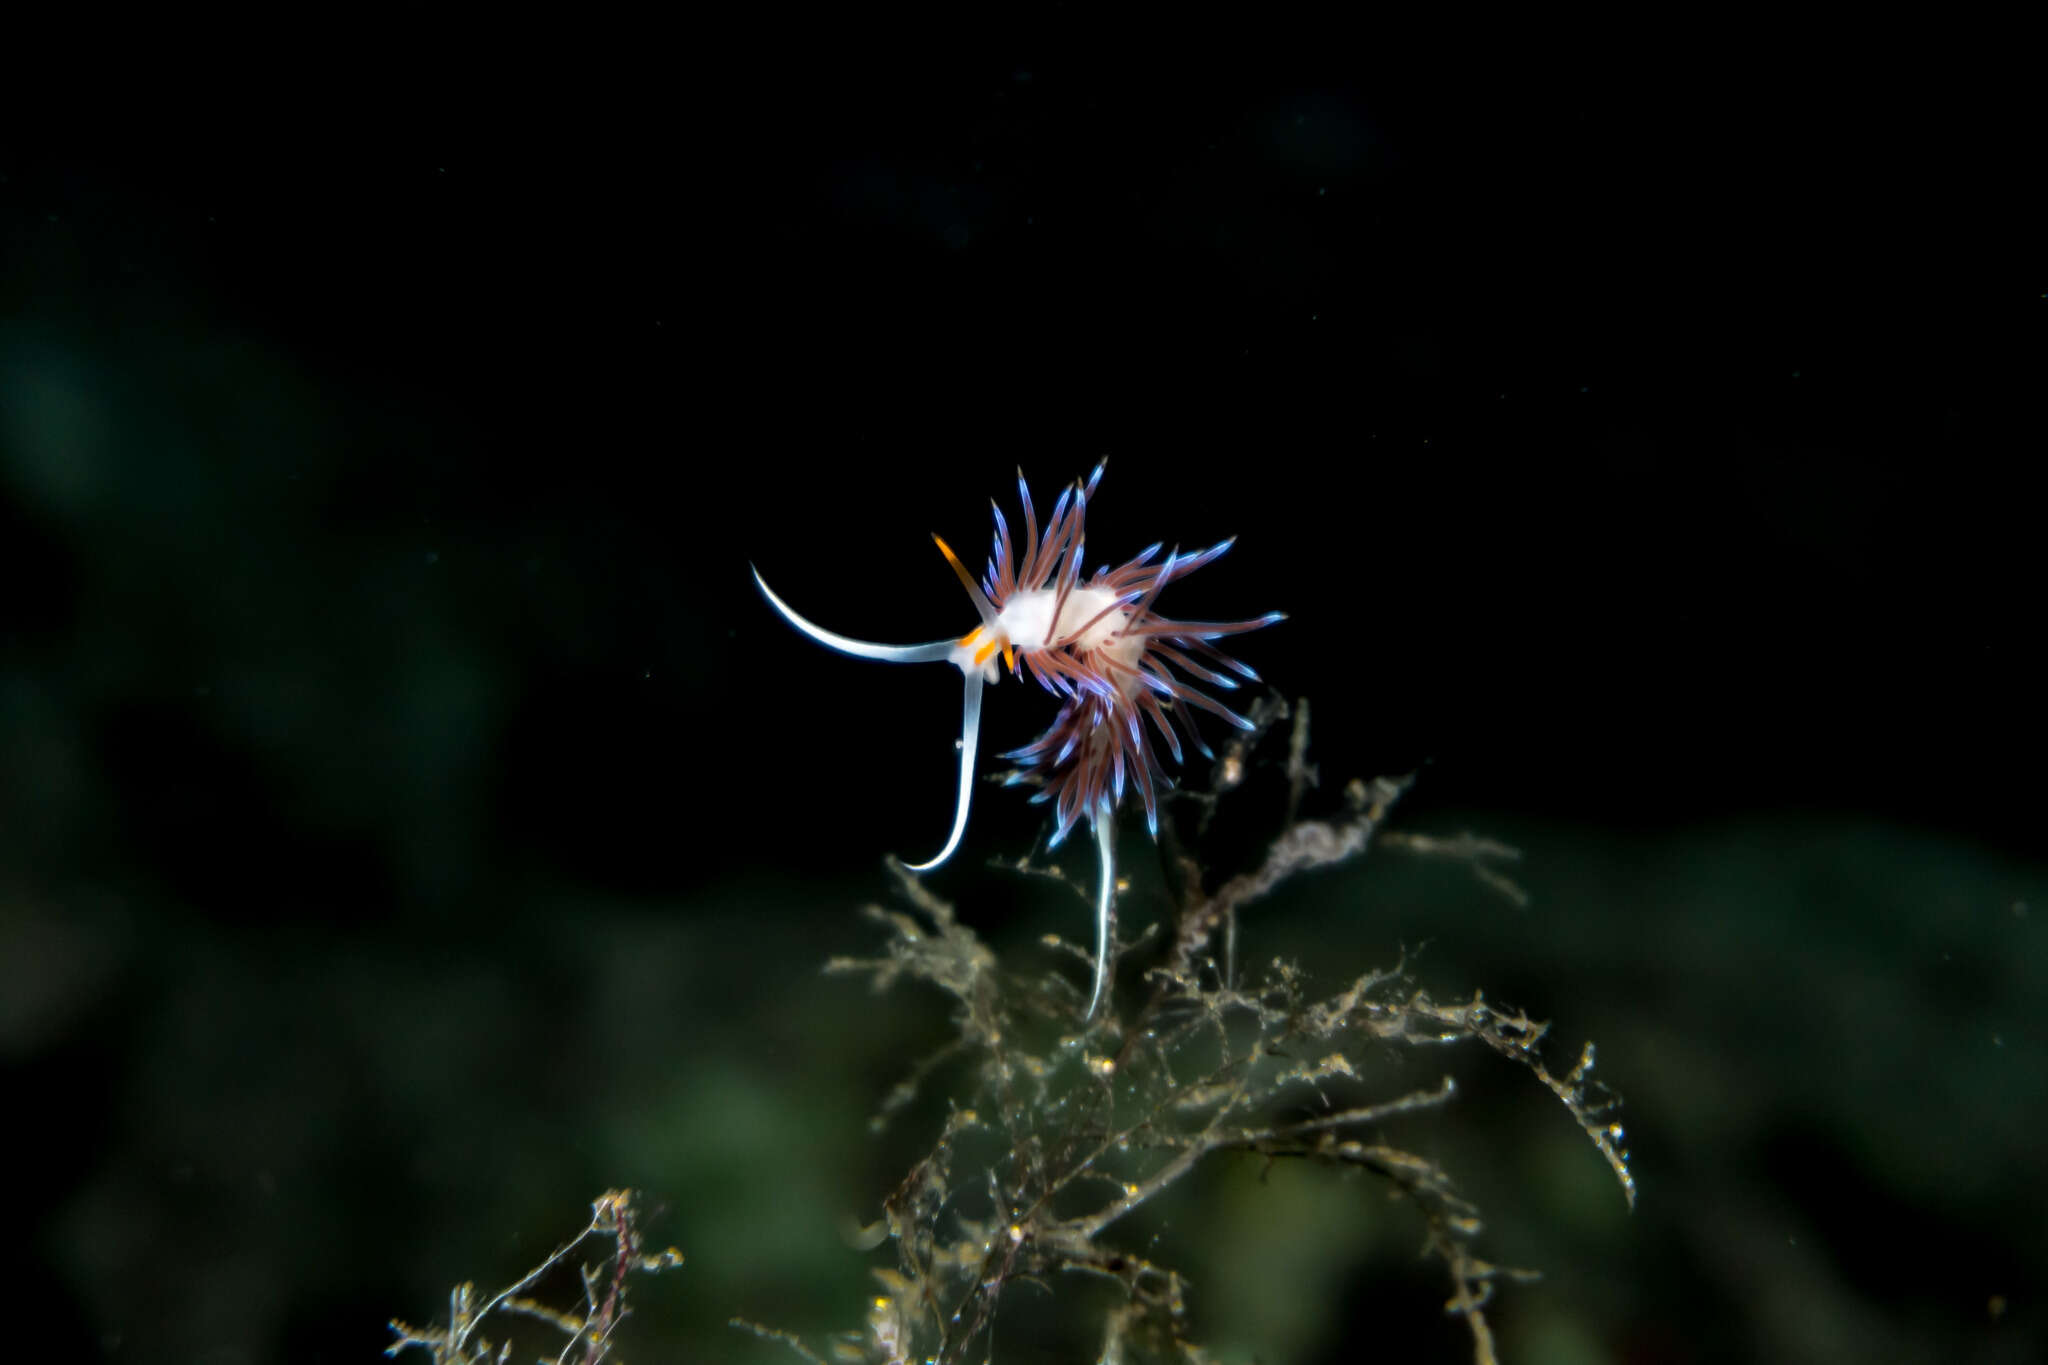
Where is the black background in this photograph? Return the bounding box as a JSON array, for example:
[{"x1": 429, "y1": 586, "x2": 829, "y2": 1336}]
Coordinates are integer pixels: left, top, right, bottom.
[{"x1": 4, "y1": 37, "x2": 2041, "y2": 1364}]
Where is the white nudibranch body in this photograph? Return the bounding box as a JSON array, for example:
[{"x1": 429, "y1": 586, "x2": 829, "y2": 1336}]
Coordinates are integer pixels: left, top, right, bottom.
[
  {"x1": 950, "y1": 584, "x2": 1144, "y2": 683},
  {"x1": 751, "y1": 462, "x2": 1281, "y2": 1022}
]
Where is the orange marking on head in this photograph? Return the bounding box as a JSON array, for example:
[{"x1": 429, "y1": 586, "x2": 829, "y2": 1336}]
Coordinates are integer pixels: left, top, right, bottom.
[
  {"x1": 974, "y1": 638, "x2": 999, "y2": 667},
  {"x1": 1002, "y1": 641, "x2": 1017, "y2": 673},
  {"x1": 959, "y1": 627, "x2": 983, "y2": 647}
]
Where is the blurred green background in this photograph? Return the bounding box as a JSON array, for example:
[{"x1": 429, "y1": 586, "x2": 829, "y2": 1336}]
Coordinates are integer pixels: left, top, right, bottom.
[{"x1": 4, "y1": 41, "x2": 2041, "y2": 1363}]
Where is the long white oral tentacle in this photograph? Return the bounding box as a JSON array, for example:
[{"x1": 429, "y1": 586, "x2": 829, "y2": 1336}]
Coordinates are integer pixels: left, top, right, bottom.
[
  {"x1": 1086, "y1": 811, "x2": 1117, "y2": 1020},
  {"x1": 904, "y1": 668, "x2": 984, "y2": 872},
  {"x1": 752, "y1": 565, "x2": 956, "y2": 663}
]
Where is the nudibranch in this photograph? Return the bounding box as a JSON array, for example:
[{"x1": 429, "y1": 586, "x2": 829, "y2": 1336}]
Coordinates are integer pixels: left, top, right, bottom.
[{"x1": 751, "y1": 462, "x2": 1282, "y2": 1020}]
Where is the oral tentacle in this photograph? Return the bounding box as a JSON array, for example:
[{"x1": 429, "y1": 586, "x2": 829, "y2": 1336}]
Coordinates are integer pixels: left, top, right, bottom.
[
  {"x1": 904, "y1": 667, "x2": 985, "y2": 873},
  {"x1": 752, "y1": 566, "x2": 957, "y2": 663},
  {"x1": 1085, "y1": 809, "x2": 1117, "y2": 1020}
]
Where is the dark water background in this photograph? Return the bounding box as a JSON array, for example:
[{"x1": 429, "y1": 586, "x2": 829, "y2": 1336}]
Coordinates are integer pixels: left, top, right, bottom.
[{"x1": 4, "y1": 42, "x2": 2041, "y2": 1363}]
